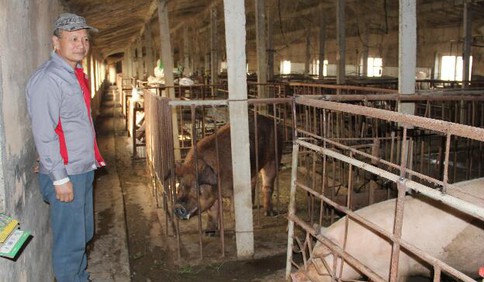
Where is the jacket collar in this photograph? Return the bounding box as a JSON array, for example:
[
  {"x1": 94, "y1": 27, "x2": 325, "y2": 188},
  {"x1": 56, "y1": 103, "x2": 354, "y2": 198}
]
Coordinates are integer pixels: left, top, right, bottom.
[{"x1": 51, "y1": 51, "x2": 82, "y2": 73}]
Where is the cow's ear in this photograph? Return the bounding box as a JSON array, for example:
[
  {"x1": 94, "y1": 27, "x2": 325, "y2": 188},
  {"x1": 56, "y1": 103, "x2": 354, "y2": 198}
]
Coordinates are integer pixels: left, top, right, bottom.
[
  {"x1": 175, "y1": 161, "x2": 184, "y2": 176},
  {"x1": 199, "y1": 165, "x2": 217, "y2": 185},
  {"x1": 163, "y1": 169, "x2": 172, "y2": 181}
]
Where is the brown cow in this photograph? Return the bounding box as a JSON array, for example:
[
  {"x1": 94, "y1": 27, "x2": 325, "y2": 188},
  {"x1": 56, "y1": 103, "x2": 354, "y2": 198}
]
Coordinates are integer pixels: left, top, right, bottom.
[{"x1": 173, "y1": 114, "x2": 283, "y2": 234}]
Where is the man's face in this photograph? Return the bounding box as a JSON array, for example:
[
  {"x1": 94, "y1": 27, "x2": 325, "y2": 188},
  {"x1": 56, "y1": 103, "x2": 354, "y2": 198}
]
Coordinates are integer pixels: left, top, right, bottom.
[{"x1": 52, "y1": 29, "x2": 90, "y2": 68}]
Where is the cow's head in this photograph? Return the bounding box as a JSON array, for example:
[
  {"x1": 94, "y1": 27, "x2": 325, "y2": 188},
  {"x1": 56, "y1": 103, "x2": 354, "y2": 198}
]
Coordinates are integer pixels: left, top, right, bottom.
[{"x1": 173, "y1": 160, "x2": 218, "y2": 220}]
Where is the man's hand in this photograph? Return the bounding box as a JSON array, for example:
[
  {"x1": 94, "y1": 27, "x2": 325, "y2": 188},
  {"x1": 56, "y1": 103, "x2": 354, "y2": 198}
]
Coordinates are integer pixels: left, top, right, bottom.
[{"x1": 54, "y1": 181, "x2": 74, "y2": 202}]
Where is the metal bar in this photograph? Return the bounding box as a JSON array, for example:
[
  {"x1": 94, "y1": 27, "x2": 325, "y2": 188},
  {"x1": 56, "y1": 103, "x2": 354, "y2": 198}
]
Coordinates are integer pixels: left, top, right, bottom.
[
  {"x1": 213, "y1": 106, "x2": 225, "y2": 257},
  {"x1": 190, "y1": 105, "x2": 204, "y2": 260},
  {"x1": 288, "y1": 214, "x2": 387, "y2": 282},
  {"x1": 272, "y1": 103, "x2": 281, "y2": 215},
  {"x1": 169, "y1": 99, "x2": 228, "y2": 106},
  {"x1": 293, "y1": 181, "x2": 477, "y2": 282},
  {"x1": 285, "y1": 141, "x2": 301, "y2": 280},
  {"x1": 297, "y1": 139, "x2": 484, "y2": 222},
  {"x1": 168, "y1": 97, "x2": 292, "y2": 107},
  {"x1": 388, "y1": 180, "x2": 407, "y2": 282},
  {"x1": 132, "y1": 102, "x2": 139, "y2": 159},
  {"x1": 296, "y1": 96, "x2": 484, "y2": 142},
  {"x1": 443, "y1": 134, "x2": 452, "y2": 192},
  {"x1": 288, "y1": 82, "x2": 398, "y2": 94},
  {"x1": 296, "y1": 128, "x2": 449, "y2": 191},
  {"x1": 313, "y1": 94, "x2": 484, "y2": 102}
]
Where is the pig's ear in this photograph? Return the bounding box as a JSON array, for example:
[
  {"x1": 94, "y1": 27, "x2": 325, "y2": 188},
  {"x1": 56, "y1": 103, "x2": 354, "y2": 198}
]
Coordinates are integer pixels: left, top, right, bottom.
[{"x1": 199, "y1": 165, "x2": 217, "y2": 185}]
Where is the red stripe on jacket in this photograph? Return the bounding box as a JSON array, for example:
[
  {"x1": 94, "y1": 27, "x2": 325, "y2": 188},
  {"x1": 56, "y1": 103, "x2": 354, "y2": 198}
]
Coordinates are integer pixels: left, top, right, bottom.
[
  {"x1": 55, "y1": 121, "x2": 68, "y2": 165},
  {"x1": 54, "y1": 68, "x2": 105, "y2": 167}
]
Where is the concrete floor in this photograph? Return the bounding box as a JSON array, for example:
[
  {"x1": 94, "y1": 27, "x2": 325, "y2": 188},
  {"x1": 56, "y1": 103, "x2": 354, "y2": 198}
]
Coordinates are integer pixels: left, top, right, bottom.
[
  {"x1": 86, "y1": 86, "x2": 132, "y2": 281},
  {"x1": 86, "y1": 86, "x2": 168, "y2": 281}
]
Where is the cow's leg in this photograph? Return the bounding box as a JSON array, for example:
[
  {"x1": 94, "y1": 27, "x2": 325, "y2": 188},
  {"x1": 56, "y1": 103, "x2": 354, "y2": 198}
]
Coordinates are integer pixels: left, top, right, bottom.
[
  {"x1": 205, "y1": 200, "x2": 219, "y2": 236},
  {"x1": 251, "y1": 175, "x2": 260, "y2": 209},
  {"x1": 260, "y1": 159, "x2": 278, "y2": 216}
]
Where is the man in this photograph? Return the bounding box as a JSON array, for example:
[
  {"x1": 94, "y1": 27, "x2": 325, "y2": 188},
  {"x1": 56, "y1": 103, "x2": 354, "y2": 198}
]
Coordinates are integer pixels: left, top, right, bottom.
[{"x1": 26, "y1": 13, "x2": 105, "y2": 282}]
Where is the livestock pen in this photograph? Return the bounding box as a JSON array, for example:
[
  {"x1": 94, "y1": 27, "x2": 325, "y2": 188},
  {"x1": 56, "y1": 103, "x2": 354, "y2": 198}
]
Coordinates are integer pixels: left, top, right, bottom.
[
  {"x1": 285, "y1": 93, "x2": 484, "y2": 281},
  {"x1": 143, "y1": 89, "x2": 295, "y2": 264},
  {"x1": 131, "y1": 77, "x2": 484, "y2": 281},
  {"x1": 138, "y1": 81, "x2": 394, "y2": 264}
]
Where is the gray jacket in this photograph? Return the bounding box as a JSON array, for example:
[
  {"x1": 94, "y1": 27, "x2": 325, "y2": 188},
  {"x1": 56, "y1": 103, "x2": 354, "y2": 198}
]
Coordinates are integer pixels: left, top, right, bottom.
[{"x1": 26, "y1": 52, "x2": 98, "y2": 182}]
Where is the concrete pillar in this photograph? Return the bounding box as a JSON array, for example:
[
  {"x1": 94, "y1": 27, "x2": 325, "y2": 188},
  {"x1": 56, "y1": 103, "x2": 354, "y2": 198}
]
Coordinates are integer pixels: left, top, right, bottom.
[
  {"x1": 223, "y1": 0, "x2": 254, "y2": 258},
  {"x1": 205, "y1": 30, "x2": 211, "y2": 78},
  {"x1": 210, "y1": 8, "x2": 219, "y2": 93},
  {"x1": 131, "y1": 45, "x2": 137, "y2": 78},
  {"x1": 361, "y1": 31, "x2": 369, "y2": 77},
  {"x1": 137, "y1": 38, "x2": 144, "y2": 79},
  {"x1": 459, "y1": 3, "x2": 472, "y2": 123},
  {"x1": 304, "y1": 27, "x2": 311, "y2": 76},
  {"x1": 336, "y1": 0, "x2": 346, "y2": 85},
  {"x1": 193, "y1": 29, "x2": 201, "y2": 75},
  {"x1": 126, "y1": 47, "x2": 132, "y2": 78},
  {"x1": 145, "y1": 23, "x2": 155, "y2": 77},
  {"x1": 131, "y1": 46, "x2": 135, "y2": 78},
  {"x1": 267, "y1": 2, "x2": 274, "y2": 82},
  {"x1": 157, "y1": 0, "x2": 180, "y2": 161},
  {"x1": 462, "y1": 2, "x2": 472, "y2": 88},
  {"x1": 255, "y1": 0, "x2": 267, "y2": 98},
  {"x1": 183, "y1": 26, "x2": 192, "y2": 76},
  {"x1": 318, "y1": 5, "x2": 326, "y2": 80},
  {"x1": 132, "y1": 45, "x2": 138, "y2": 79},
  {"x1": 398, "y1": 0, "x2": 416, "y2": 115},
  {"x1": 124, "y1": 47, "x2": 132, "y2": 77},
  {"x1": 123, "y1": 49, "x2": 127, "y2": 77},
  {"x1": 157, "y1": 0, "x2": 175, "y2": 97}
]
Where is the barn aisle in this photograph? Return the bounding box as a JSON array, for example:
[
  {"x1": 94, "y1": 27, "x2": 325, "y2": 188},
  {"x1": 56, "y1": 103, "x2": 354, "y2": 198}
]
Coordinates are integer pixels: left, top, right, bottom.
[
  {"x1": 86, "y1": 85, "x2": 170, "y2": 281},
  {"x1": 86, "y1": 86, "x2": 131, "y2": 281}
]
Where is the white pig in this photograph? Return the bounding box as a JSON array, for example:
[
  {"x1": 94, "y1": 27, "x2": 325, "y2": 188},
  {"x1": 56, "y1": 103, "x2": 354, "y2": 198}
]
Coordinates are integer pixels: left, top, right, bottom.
[{"x1": 291, "y1": 178, "x2": 484, "y2": 282}]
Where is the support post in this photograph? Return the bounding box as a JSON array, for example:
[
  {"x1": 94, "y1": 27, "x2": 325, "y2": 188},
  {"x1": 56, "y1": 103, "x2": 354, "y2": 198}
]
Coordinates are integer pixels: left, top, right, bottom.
[
  {"x1": 223, "y1": 0, "x2": 254, "y2": 258},
  {"x1": 210, "y1": 8, "x2": 219, "y2": 95},
  {"x1": 183, "y1": 26, "x2": 192, "y2": 76},
  {"x1": 336, "y1": 0, "x2": 346, "y2": 85},
  {"x1": 318, "y1": 4, "x2": 326, "y2": 80},
  {"x1": 145, "y1": 23, "x2": 155, "y2": 77},
  {"x1": 267, "y1": 2, "x2": 274, "y2": 82},
  {"x1": 137, "y1": 38, "x2": 144, "y2": 79},
  {"x1": 361, "y1": 33, "x2": 369, "y2": 77},
  {"x1": 125, "y1": 46, "x2": 133, "y2": 78},
  {"x1": 304, "y1": 27, "x2": 311, "y2": 76},
  {"x1": 255, "y1": 0, "x2": 267, "y2": 98},
  {"x1": 131, "y1": 45, "x2": 137, "y2": 79},
  {"x1": 398, "y1": 0, "x2": 416, "y2": 115},
  {"x1": 462, "y1": 2, "x2": 472, "y2": 89},
  {"x1": 157, "y1": 0, "x2": 180, "y2": 160},
  {"x1": 157, "y1": 0, "x2": 175, "y2": 98}
]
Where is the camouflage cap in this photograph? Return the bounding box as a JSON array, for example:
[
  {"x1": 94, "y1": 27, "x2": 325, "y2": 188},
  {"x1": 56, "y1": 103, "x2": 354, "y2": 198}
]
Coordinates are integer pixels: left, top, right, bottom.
[{"x1": 53, "y1": 13, "x2": 98, "y2": 33}]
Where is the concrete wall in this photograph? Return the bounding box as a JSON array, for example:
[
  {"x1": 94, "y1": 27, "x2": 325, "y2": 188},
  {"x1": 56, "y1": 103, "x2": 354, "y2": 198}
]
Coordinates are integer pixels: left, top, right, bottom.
[{"x1": 0, "y1": 1, "x2": 105, "y2": 280}]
